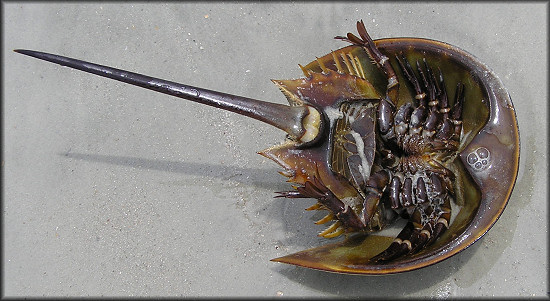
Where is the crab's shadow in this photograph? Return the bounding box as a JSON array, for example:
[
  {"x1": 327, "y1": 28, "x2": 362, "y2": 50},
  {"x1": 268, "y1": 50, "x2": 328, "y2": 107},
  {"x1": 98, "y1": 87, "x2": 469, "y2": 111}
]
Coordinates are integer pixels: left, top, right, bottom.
[{"x1": 60, "y1": 151, "x2": 282, "y2": 191}]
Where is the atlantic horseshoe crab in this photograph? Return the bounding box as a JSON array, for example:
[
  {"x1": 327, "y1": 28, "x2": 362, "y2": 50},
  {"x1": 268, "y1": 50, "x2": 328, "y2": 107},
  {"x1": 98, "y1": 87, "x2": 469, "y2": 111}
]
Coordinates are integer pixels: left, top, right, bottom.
[{"x1": 15, "y1": 20, "x2": 519, "y2": 274}]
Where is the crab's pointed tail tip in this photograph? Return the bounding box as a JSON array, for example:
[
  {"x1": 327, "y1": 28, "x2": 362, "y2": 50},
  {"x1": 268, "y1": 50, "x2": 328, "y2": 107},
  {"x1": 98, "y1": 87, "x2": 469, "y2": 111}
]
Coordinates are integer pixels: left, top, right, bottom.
[{"x1": 14, "y1": 49, "x2": 46, "y2": 59}]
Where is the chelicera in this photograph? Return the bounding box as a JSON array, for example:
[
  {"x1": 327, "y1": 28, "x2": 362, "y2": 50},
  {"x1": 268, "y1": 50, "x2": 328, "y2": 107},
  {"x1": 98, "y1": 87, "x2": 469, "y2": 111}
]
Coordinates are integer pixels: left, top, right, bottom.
[{"x1": 15, "y1": 20, "x2": 519, "y2": 273}]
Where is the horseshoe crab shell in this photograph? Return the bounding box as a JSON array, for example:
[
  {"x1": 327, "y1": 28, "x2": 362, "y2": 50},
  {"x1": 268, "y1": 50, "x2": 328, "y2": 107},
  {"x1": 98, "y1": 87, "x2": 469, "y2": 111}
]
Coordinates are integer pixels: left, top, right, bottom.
[
  {"x1": 14, "y1": 35, "x2": 519, "y2": 275},
  {"x1": 271, "y1": 37, "x2": 519, "y2": 274}
]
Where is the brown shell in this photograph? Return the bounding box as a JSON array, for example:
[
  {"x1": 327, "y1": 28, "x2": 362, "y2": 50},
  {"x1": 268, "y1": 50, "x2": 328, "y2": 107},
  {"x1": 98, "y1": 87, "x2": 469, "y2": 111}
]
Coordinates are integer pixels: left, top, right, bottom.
[{"x1": 268, "y1": 38, "x2": 519, "y2": 274}]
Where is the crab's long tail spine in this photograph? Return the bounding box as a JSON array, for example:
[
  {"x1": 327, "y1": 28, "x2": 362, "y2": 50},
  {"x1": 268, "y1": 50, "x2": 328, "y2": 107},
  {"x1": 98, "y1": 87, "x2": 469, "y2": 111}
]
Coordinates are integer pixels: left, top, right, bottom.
[{"x1": 14, "y1": 49, "x2": 320, "y2": 142}]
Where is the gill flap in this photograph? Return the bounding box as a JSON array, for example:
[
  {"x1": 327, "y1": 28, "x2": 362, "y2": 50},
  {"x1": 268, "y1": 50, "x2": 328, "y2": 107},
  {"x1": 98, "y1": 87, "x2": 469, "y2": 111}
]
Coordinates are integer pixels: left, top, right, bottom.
[{"x1": 331, "y1": 101, "x2": 377, "y2": 196}]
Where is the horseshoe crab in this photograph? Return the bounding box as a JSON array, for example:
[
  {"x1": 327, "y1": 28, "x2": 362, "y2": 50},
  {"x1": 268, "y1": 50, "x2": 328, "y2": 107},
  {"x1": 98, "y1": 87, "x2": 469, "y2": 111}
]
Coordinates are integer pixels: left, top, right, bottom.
[{"x1": 14, "y1": 20, "x2": 519, "y2": 274}]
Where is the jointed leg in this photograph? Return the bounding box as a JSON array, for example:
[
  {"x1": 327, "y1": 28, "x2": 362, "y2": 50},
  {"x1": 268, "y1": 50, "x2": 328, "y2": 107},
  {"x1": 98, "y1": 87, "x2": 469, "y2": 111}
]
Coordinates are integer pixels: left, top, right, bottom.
[
  {"x1": 449, "y1": 83, "x2": 465, "y2": 143},
  {"x1": 396, "y1": 53, "x2": 426, "y2": 107},
  {"x1": 276, "y1": 176, "x2": 366, "y2": 231},
  {"x1": 335, "y1": 20, "x2": 399, "y2": 105}
]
